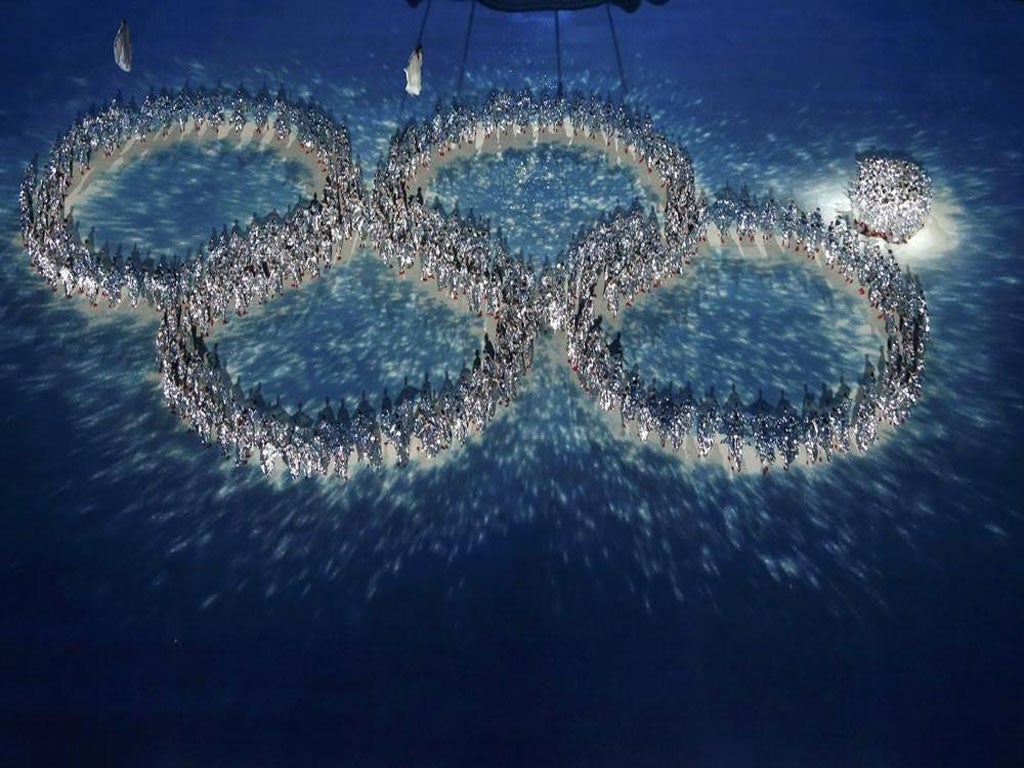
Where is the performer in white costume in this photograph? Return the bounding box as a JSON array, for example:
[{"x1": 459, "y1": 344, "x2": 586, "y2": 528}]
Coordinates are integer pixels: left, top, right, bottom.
[
  {"x1": 114, "y1": 20, "x2": 132, "y2": 73},
  {"x1": 404, "y1": 45, "x2": 423, "y2": 96}
]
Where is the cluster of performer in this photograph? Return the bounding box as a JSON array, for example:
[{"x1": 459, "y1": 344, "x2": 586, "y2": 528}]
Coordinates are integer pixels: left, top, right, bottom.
[
  {"x1": 159, "y1": 305, "x2": 539, "y2": 478},
  {"x1": 19, "y1": 85, "x2": 365, "y2": 313},
  {"x1": 367, "y1": 90, "x2": 704, "y2": 265},
  {"x1": 565, "y1": 187, "x2": 929, "y2": 473},
  {"x1": 849, "y1": 153, "x2": 932, "y2": 243},
  {"x1": 18, "y1": 86, "x2": 929, "y2": 478}
]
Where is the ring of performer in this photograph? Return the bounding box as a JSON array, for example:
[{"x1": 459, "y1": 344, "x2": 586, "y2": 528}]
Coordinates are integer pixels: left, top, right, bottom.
[
  {"x1": 19, "y1": 87, "x2": 929, "y2": 479},
  {"x1": 565, "y1": 185, "x2": 930, "y2": 473},
  {"x1": 20, "y1": 85, "x2": 363, "y2": 312}
]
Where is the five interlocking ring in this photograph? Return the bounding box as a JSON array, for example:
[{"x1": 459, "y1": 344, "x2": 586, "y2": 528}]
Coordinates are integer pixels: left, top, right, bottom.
[{"x1": 18, "y1": 86, "x2": 929, "y2": 479}]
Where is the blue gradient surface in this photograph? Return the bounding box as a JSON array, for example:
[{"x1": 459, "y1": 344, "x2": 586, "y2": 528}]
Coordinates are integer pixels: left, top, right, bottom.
[{"x1": 1, "y1": 1, "x2": 1021, "y2": 766}]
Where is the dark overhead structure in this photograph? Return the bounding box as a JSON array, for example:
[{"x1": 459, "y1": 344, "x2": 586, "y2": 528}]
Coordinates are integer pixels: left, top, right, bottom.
[
  {"x1": 405, "y1": 0, "x2": 663, "y2": 98},
  {"x1": 407, "y1": 0, "x2": 668, "y2": 11}
]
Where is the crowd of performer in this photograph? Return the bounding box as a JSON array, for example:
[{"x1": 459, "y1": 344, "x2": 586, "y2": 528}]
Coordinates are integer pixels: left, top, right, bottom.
[
  {"x1": 849, "y1": 153, "x2": 932, "y2": 244},
  {"x1": 565, "y1": 187, "x2": 929, "y2": 473},
  {"x1": 20, "y1": 85, "x2": 365, "y2": 313},
  {"x1": 19, "y1": 87, "x2": 929, "y2": 478}
]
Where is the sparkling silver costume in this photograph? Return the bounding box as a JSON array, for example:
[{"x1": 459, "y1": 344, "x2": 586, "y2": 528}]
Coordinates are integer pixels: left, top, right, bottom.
[{"x1": 19, "y1": 87, "x2": 930, "y2": 479}]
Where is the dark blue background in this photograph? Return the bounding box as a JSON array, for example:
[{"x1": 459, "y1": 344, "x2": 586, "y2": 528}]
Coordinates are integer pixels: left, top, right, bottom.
[{"x1": 1, "y1": 1, "x2": 1022, "y2": 766}]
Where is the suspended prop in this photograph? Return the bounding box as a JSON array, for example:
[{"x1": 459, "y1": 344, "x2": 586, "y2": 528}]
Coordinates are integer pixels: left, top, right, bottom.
[
  {"x1": 114, "y1": 20, "x2": 132, "y2": 73},
  {"x1": 404, "y1": 45, "x2": 423, "y2": 96}
]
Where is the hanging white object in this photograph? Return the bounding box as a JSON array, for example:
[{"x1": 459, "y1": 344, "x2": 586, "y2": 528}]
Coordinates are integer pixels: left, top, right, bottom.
[
  {"x1": 404, "y1": 45, "x2": 423, "y2": 97},
  {"x1": 114, "y1": 20, "x2": 132, "y2": 73}
]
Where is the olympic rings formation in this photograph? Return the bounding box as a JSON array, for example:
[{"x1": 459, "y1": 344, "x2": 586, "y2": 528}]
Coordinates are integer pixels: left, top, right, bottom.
[
  {"x1": 20, "y1": 86, "x2": 364, "y2": 313},
  {"x1": 567, "y1": 189, "x2": 928, "y2": 473},
  {"x1": 18, "y1": 86, "x2": 929, "y2": 479}
]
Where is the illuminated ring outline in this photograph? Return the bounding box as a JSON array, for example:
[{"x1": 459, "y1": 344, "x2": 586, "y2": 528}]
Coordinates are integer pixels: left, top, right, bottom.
[
  {"x1": 18, "y1": 87, "x2": 929, "y2": 480},
  {"x1": 565, "y1": 185, "x2": 929, "y2": 473}
]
